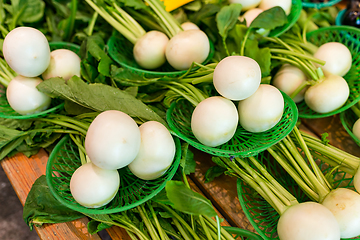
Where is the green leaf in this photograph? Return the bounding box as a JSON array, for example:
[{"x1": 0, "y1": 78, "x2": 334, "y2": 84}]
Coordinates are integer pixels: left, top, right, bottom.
[
  {"x1": 0, "y1": 125, "x2": 24, "y2": 148},
  {"x1": 64, "y1": 100, "x2": 95, "y2": 115},
  {"x1": 211, "y1": 156, "x2": 228, "y2": 169},
  {"x1": 216, "y1": 3, "x2": 242, "y2": 39},
  {"x1": 23, "y1": 175, "x2": 84, "y2": 230},
  {"x1": 18, "y1": 0, "x2": 45, "y2": 23},
  {"x1": 249, "y1": 6, "x2": 287, "y2": 30},
  {"x1": 165, "y1": 181, "x2": 217, "y2": 217},
  {"x1": 87, "y1": 220, "x2": 112, "y2": 234},
  {"x1": 244, "y1": 38, "x2": 271, "y2": 77},
  {"x1": 180, "y1": 143, "x2": 196, "y2": 175},
  {"x1": 204, "y1": 165, "x2": 226, "y2": 183},
  {"x1": 37, "y1": 76, "x2": 167, "y2": 126}
]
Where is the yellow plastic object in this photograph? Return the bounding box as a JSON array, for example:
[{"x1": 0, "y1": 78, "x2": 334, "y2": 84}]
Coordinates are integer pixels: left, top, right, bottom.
[{"x1": 161, "y1": 0, "x2": 194, "y2": 11}]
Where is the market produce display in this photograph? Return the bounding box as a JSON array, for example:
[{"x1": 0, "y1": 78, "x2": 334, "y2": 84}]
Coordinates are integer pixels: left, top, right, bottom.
[{"x1": 1, "y1": 0, "x2": 360, "y2": 239}]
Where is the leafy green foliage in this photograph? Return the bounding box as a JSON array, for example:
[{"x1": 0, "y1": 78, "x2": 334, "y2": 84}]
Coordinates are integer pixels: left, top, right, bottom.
[
  {"x1": 249, "y1": 6, "x2": 287, "y2": 30},
  {"x1": 205, "y1": 165, "x2": 226, "y2": 183},
  {"x1": 23, "y1": 175, "x2": 84, "y2": 230},
  {"x1": 37, "y1": 76, "x2": 167, "y2": 126},
  {"x1": 216, "y1": 3, "x2": 242, "y2": 40},
  {"x1": 165, "y1": 180, "x2": 217, "y2": 217},
  {"x1": 180, "y1": 143, "x2": 196, "y2": 175}
]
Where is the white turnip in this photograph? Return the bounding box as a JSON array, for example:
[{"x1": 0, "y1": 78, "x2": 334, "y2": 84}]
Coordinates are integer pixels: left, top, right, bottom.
[
  {"x1": 321, "y1": 188, "x2": 360, "y2": 239},
  {"x1": 277, "y1": 201, "x2": 341, "y2": 240},
  {"x1": 191, "y1": 96, "x2": 238, "y2": 147},
  {"x1": 304, "y1": 73, "x2": 349, "y2": 114},
  {"x1": 165, "y1": 29, "x2": 210, "y2": 70},
  {"x1": 238, "y1": 84, "x2": 284, "y2": 132},
  {"x1": 6, "y1": 75, "x2": 51, "y2": 115},
  {"x1": 180, "y1": 22, "x2": 200, "y2": 30},
  {"x1": 272, "y1": 64, "x2": 308, "y2": 103},
  {"x1": 133, "y1": 31, "x2": 169, "y2": 70},
  {"x1": 3, "y1": 26, "x2": 50, "y2": 77},
  {"x1": 42, "y1": 49, "x2": 81, "y2": 81},
  {"x1": 213, "y1": 56, "x2": 261, "y2": 101},
  {"x1": 313, "y1": 42, "x2": 352, "y2": 77},
  {"x1": 85, "y1": 110, "x2": 141, "y2": 170},
  {"x1": 70, "y1": 162, "x2": 120, "y2": 208},
  {"x1": 128, "y1": 121, "x2": 175, "y2": 180}
]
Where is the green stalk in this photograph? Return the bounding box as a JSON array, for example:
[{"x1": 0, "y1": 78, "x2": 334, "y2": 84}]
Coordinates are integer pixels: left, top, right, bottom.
[
  {"x1": 158, "y1": 203, "x2": 201, "y2": 240},
  {"x1": 199, "y1": 215, "x2": 212, "y2": 240},
  {"x1": 84, "y1": 0, "x2": 144, "y2": 44},
  {"x1": 172, "y1": 218, "x2": 192, "y2": 240},
  {"x1": 191, "y1": 73, "x2": 214, "y2": 85},
  {"x1": 292, "y1": 127, "x2": 332, "y2": 191},
  {"x1": 148, "y1": 203, "x2": 168, "y2": 240},
  {"x1": 268, "y1": 146, "x2": 319, "y2": 201},
  {"x1": 137, "y1": 205, "x2": 160, "y2": 240},
  {"x1": 86, "y1": 12, "x2": 98, "y2": 36},
  {"x1": 298, "y1": 132, "x2": 360, "y2": 172},
  {"x1": 48, "y1": 114, "x2": 91, "y2": 130},
  {"x1": 352, "y1": 105, "x2": 360, "y2": 119},
  {"x1": 247, "y1": 156, "x2": 298, "y2": 204},
  {"x1": 204, "y1": 216, "x2": 235, "y2": 240},
  {"x1": 240, "y1": 28, "x2": 252, "y2": 56},
  {"x1": 36, "y1": 118, "x2": 87, "y2": 136},
  {"x1": 270, "y1": 48, "x2": 326, "y2": 65},
  {"x1": 69, "y1": 134, "x2": 87, "y2": 165},
  {"x1": 235, "y1": 157, "x2": 293, "y2": 215},
  {"x1": 144, "y1": 0, "x2": 182, "y2": 38}
]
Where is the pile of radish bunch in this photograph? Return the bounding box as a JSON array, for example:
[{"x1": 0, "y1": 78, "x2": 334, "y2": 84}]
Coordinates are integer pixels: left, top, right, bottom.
[
  {"x1": 191, "y1": 55, "x2": 285, "y2": 147},
  {"x1": 70, "y1": 110, "x2": 176, "y2": 208},
  {"x1": 2, "y1": 26, "x2": 81, "y2": 115}
]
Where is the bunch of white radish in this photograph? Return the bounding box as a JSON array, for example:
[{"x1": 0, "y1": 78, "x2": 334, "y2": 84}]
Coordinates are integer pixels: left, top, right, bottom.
[
  {"x1": 70, "y1": 110, "x2": 176, "y2": 208},
  {"x1": 85, "y1": 0, "x2": 210, "y2": 71},
  {"x1": 2, "y1": 26, "x2": 81, "y2": 115},
  {"x1": 191, "y1": 55, "x2": 284, "y2": 147},
  {"x1": 271, "y1": 41, "x2": 351, "y2": 115},
  {"x1": 268, "y1": 128, "x2": 360, "y2": 239},
  {"x1": 304, "y1": 42, "x2": 351, "y2": 114}
]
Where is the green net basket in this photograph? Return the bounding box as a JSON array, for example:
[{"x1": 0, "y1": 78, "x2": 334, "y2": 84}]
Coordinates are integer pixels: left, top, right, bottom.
[
  {"x1": 340, "y1": 107, "x2": 360, "y2": 147},
  {"x1": 223, "y1": 226, "x2": 264, "y2": 240},
  {"x1": 268, "y1": 0, "x2": 302, "y2": 37},
  {"x1": 46, "y1": 134, "x2": 181, "y2": 214},
  {"x1": 106, "y1": 31, "x2": 215, "y2": 78},
  {"x1": 0, "y1": 42, "x2": 81, "y2": 119},
  {"x1": 297, "y1": 26, "x2": 360, "y2": 119},
  {"x1": 302, "y1": 0, "x2": 342, "y2": 9},
  {"x1": 237, "y1": 151, "x2": 359, "y2": 240},
  {"x1": 166, "y1": 91, "x2": 298, "y2": 157}
]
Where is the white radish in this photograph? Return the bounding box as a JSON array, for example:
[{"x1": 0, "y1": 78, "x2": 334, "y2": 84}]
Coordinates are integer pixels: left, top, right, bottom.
[
  {"x1": 354, "y1": 166, "x2": 360, "y2": 193},
  {"x1": 272, "y1": 64, "x2": 308, "y2": 103},
  {"x1": 3, "y1": 26, "x2": 50, "y2": 77},
  {"x1": 277, "y1": 201, "x2": 341, "y2": 240},
  {"x1": 304, "y1": 73, "x2": 349, "y2": 114},
  {"x1": 6, "y1": 75, "x2": 51, "y2": 115},
  {"x1": 352, "y1": 118, "x2": 360, "y2": 140},
  {"x1": 70, "y1": 162, "x2": 120, "y2": 208},
  {"x1": 228, "y1": 0, "x2": 262, "y2": 11},
  {"x1": 258, "y1": 0, "x2": 292, "y2": 15},
  {"x1": 238, "y1": 84, "x2": 284, "y2": 132},
  {"x1": 165, "y1": 29, "x2": 210, "y2": 70},
  {"x1": 191, "y1": 96, "x2": 238, "y2": 147},
  {"x1": 213, "y1": 55, "x2": 261, "y2": 101},
  {"x1": 180, "y1": 22, "x2": 200, "y2": 30},
  {"x1": 321, "y1": 188, "x2": 360, "y2": 239},
  {"x1": 314, "y1": 42, "x2": 352, "y2": 77},
  {"x1": 85, "y1": 110, "x2": 141, "y2": 170},
  {"x1": 128, "y1": 121, "x2": 175, "y2": 180},
  {"x1": 133, "y1": 30, "x2": 169, "y2": 70},
  {"x1": 42, "y1": 49, "x2": 81, "y2": 81}
]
